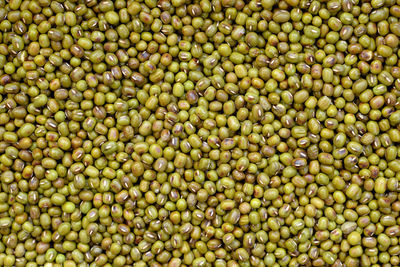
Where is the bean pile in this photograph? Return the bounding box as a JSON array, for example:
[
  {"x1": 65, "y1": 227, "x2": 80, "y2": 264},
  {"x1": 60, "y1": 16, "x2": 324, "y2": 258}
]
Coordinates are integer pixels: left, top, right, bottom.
[{"x1": 1, "y1": 0, "x2": 400, "y2": 266}]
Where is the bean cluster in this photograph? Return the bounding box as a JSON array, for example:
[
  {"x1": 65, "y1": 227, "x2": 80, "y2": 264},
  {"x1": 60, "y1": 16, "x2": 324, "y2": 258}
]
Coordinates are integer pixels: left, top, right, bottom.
[{"x1": 1, "y1": 0, "x2": 400, "y2": 266}]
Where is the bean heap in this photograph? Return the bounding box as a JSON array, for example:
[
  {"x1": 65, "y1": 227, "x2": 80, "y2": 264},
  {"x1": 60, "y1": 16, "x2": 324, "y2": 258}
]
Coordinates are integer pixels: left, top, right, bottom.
[{"x1": 1, "y1": 0, "x2": 400, "y2": 266}]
